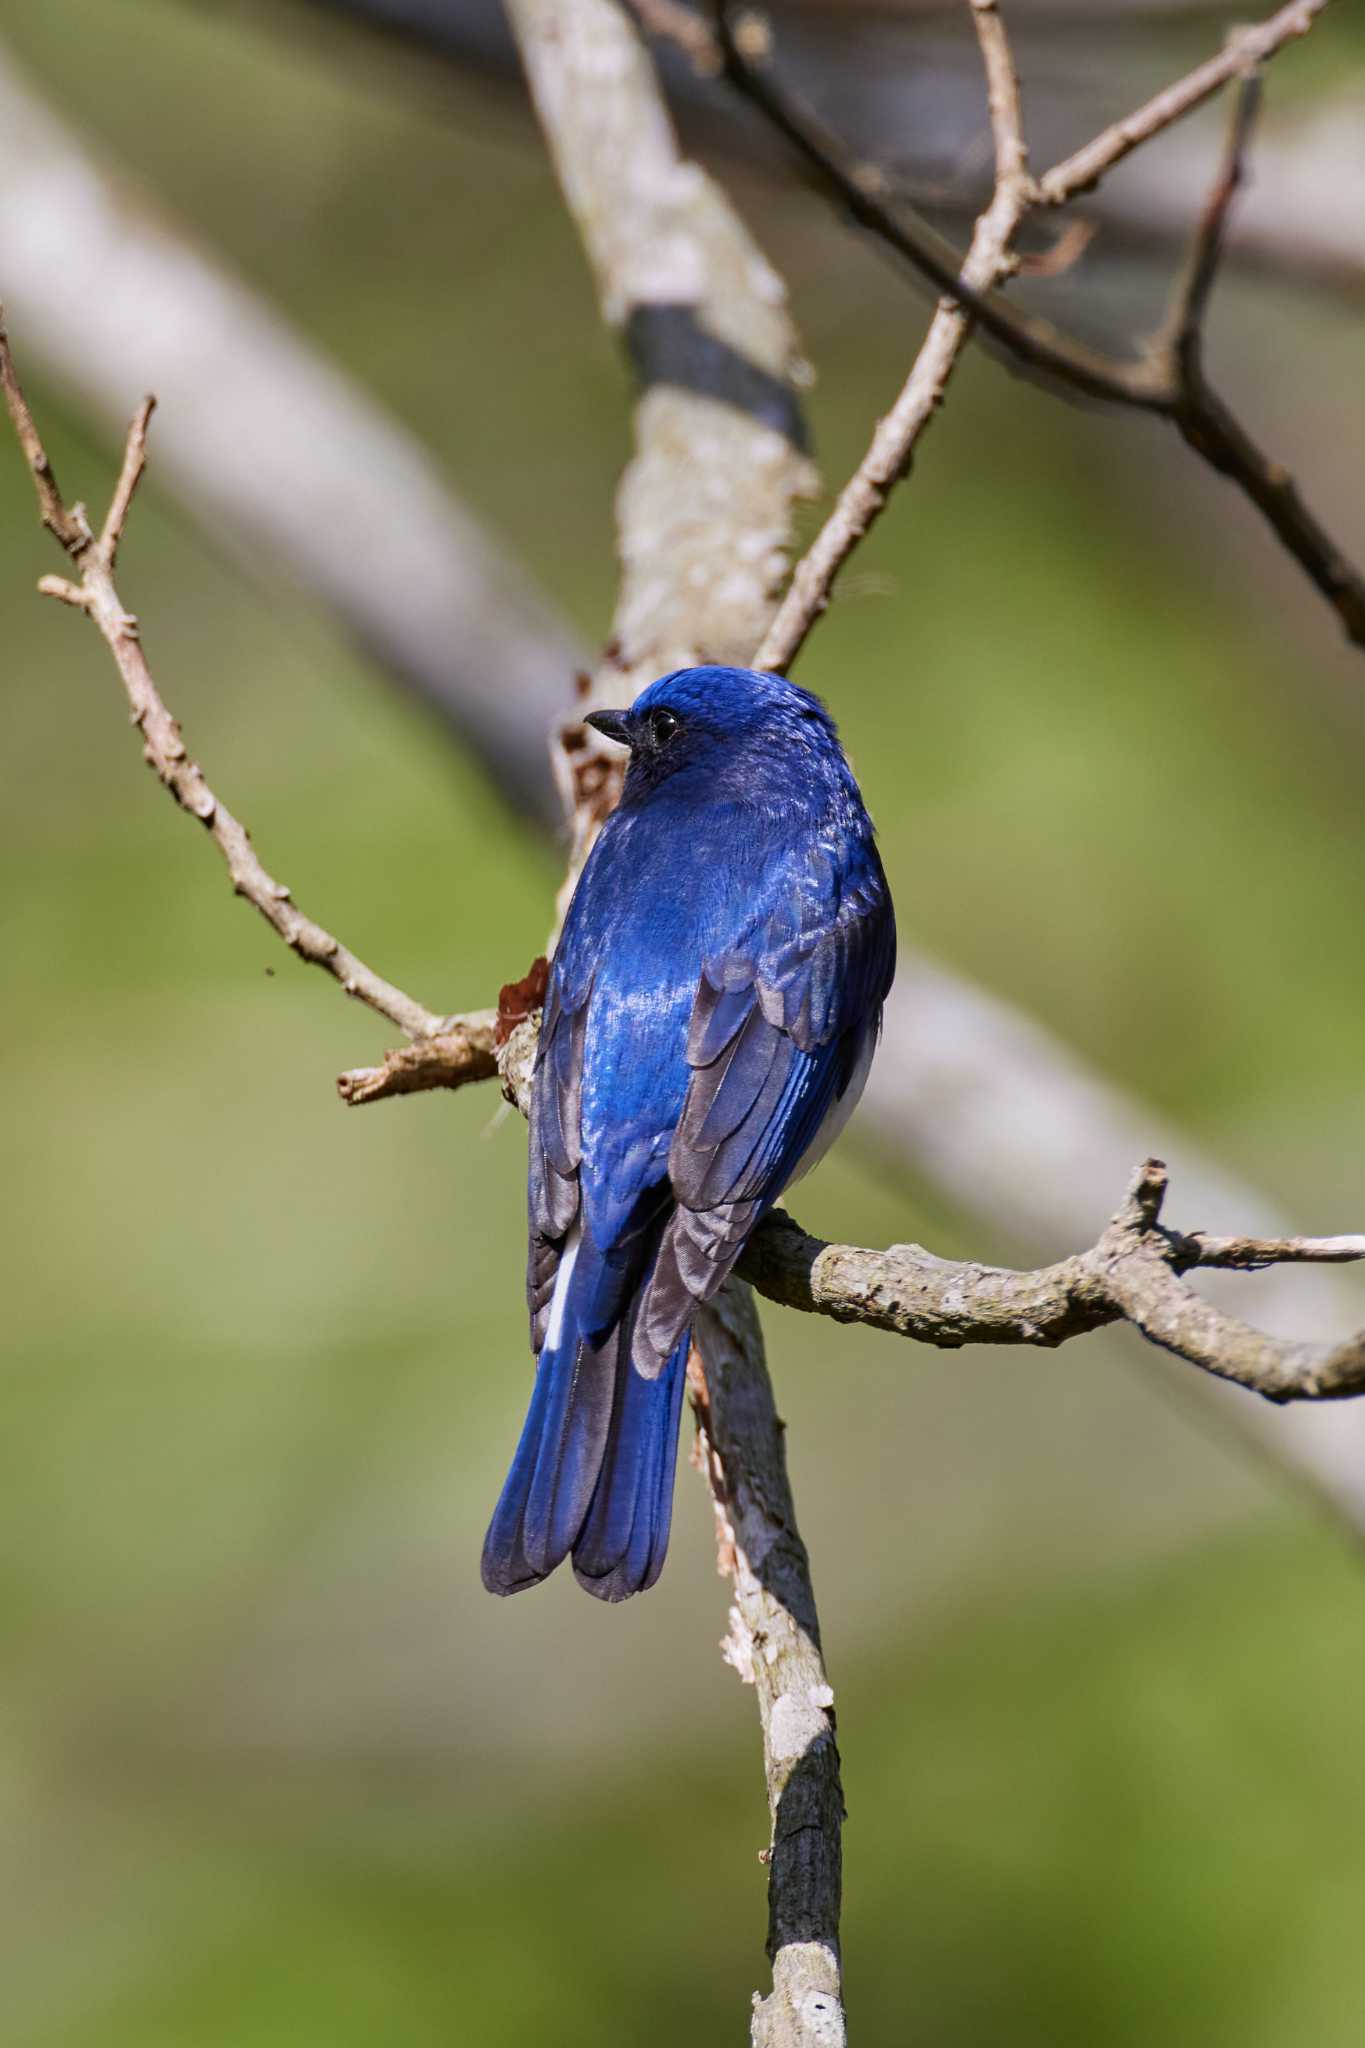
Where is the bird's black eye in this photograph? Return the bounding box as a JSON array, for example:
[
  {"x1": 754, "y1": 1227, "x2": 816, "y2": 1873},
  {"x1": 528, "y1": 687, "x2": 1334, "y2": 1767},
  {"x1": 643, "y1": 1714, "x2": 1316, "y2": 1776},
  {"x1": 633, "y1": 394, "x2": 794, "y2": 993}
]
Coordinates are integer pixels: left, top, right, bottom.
[{"x1": 648, "y1": 708, "x2": 680, "y2": 748}]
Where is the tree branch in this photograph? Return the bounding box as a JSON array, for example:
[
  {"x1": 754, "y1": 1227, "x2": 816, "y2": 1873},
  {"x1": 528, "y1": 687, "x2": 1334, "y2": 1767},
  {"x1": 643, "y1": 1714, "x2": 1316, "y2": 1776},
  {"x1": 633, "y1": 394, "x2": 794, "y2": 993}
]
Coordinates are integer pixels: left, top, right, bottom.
[
  {"x1": 737, "y1": 1162, "x2": 1365, "y2": 1403},
  {"x1": 506, "y1": 0, "x2": 817, "y2": 912},
  {"x1": 0, "y1": 41, "x2": 579, "y2": 828},
  {"x1": 714, "y1": 0, "x2": 1365, "y2": 660},
  {"x1": 496, "y1": 7, "x2": 838, "y2": 2040},
  {"x1": 0, "y1": 316, "x2": 446, "y2": 1045},
  {"x1": 689, "y1": 1290, "x2": 845, "y2": 2048},
  {"x1": 336, "y1": 1013, "x2": 499, "y2": 1105},
  {"x1": 751, "y1": 0, "x2": 1036, "y2": 674},
  {"x1": 272, "y1": 0, "x2": 1365, "y2": 296},
  {"x1": 1163, "y1": 71, "x2": 1263, "y2": 369},
  {"x1": 1038, "y1": 0, "x2": 1328, "y2": 204}
]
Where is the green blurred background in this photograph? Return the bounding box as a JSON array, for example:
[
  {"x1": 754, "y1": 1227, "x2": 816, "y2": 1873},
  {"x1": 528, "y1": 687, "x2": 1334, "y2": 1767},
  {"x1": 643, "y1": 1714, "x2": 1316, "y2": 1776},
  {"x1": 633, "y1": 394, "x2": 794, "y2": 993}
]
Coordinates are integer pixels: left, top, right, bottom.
[{"x1": 3, "y1": 3, "x2": 1365, "y2": 2041}]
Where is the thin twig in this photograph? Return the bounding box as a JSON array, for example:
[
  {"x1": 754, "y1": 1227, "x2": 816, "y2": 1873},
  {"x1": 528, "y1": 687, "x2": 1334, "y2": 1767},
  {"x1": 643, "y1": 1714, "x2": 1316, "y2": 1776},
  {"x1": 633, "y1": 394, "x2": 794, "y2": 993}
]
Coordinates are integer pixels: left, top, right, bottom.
[
  {"x1": 752, "y1": 0, "x2": 1036, "y2": 674},
  {"x1": 1163, "y1": 72, "x2": 1264, "y2": 371},
  {"x1": 0, "y1": 318, "x2": 445, "y2": 1045},
  {"x1": 710, "y1": 1, "x2": 1131, "y2": 405},
  {"x1": 0, "y1": 313, "x2": 86, "y2": 551},
  {"x1": 1181, "y1": 1232, "x2": 1365, "y2": 1271},
  {"x1": 1039, "y1": 0, "x2": 1329, "y2": 204},
  {"x1": 1150, "y1": 75, "x2": 1365, "y2": 643},
  {"x1": 99, "y1": 394, "x2": 155, "y2": 564},
  {"x1": 719, "y1": 0, "x2": 1365, "y2": 658},
  {"x1": 337, "y1": 1012, "x2": 499, "y2": 1105},
  {"x1": 968, "y1": 0, "x2": 1032, "y2": 195}
]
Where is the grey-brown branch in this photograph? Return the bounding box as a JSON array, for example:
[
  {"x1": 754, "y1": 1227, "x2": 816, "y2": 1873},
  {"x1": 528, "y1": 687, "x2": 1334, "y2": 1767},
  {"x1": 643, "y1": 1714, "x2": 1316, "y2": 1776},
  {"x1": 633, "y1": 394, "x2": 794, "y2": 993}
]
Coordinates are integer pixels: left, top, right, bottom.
[
  {"x1": 739, "y1": 1162, "x2": 1365, "y2": 1404},
  {"x1": 502, "y1": 1022, "x2": 1365, "y2": 1404},
  {"x1": 701, "y1": 0, "x2": 1365, "y2": 666}
]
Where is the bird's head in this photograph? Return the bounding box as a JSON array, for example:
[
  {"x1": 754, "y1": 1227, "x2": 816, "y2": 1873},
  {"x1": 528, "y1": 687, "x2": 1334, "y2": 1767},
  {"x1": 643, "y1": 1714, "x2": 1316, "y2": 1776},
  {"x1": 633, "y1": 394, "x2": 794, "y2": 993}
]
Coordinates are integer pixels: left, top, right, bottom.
[{"x1": 584, "y1": 666, "x2": 841, "y2": 804}]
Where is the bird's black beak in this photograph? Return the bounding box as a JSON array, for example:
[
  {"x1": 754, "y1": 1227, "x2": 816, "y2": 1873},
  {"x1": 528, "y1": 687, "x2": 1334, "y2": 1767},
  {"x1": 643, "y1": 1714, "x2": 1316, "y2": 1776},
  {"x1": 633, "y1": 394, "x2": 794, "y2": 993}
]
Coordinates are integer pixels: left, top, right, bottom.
[{"x1": 584, "y1": 708, "x2": 632, "y2": 747}]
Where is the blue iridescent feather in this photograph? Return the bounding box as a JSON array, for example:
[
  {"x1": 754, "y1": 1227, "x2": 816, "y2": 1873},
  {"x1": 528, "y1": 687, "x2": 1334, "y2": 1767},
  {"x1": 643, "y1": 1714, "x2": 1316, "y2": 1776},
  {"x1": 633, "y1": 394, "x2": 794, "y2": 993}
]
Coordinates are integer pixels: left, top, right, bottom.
[{"x1": 481, "y1": 666, "x2": 896, "y2": 1601}]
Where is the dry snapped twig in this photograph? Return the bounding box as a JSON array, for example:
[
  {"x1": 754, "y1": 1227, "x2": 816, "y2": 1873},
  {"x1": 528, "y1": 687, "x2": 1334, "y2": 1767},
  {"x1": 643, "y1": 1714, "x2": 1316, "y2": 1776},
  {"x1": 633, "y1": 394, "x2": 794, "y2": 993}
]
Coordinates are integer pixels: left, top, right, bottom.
[
  {"x1": 857, "y1": 963, "x2": 1365, "y2": 1548},
  {"x1": 708, "y1": 0, "x2": 1365, "y2": 666},
  {"x1": 336, "y1": 1013, "x2": 499, "y2": 1106}
]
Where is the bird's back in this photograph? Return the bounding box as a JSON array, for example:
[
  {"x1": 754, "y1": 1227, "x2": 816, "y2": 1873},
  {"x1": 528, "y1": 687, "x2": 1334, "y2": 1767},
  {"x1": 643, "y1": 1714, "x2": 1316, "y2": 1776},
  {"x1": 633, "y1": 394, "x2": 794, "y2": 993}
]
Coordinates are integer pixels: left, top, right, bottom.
[{"x1": 483, "y1": 666, "x2": 895, "y2": 1601}]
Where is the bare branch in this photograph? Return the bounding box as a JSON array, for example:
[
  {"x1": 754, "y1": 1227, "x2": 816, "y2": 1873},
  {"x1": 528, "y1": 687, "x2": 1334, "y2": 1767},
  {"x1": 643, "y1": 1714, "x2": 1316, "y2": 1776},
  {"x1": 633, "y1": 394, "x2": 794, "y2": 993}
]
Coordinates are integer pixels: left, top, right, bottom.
[
  {"x1": 0, "y1": 44, "x2": 578, "y2": 828},
  {"x1": 1143, "y1": 76, "x2": 1365, "y2": 645},
  {"x1": 0, "y1": 307, "x2": 86, "y2": 551},
  {"x1": 508, "y1": 0, "x2": 817, "y2": 912},
  {"x1": 858, "y1": 961, "x2": 1365, "y2": 1538},
  {"x1": 968, "y1": 0, "x2": 1032, "y2": 195},
  {"x1": 737, "y1": 1163, "x2": 1365, "y2": 1403},
  {"x1": 689, "y1": 1294, "x2": 844, "y2": 2048},
  {"x1": 718, "y1": 0, "x2": 1365, "y2": 658},
  {"x1": 1163, "y1": 72, "x2": 1264, "y2": 369},
  {"x1": 502, "y1": 6, "x2": 837, "y2": 2037},
  {"x1": 708, "y1": 0, "x2": 1120, "y2": 401},
  {"x1": 752, "y1": 0, "x2": 1036, "y2": 674},
  {"x1": 1038, "y1": 0, "x2": 1329, "y2": 204},
  {"x1": 0, "y1": 321, "x2": 445, "y2": 1045},
  {"x1": 1183, "y1": 1233, "x2": 1365, "y2": 1271},
  {"x1": 98, "y1": 394, "x2": 155, "y2": 564},
  {"x1": 337, "y1": 1013, "x2": 499, "y2": 1105}
]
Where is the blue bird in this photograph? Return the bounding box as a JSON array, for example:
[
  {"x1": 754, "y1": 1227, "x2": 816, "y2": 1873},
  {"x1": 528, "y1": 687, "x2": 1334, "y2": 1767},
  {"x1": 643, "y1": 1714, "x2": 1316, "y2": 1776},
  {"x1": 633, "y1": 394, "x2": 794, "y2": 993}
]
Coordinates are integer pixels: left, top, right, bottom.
[{"x1": 482, "y1": 665, "x2": 896, "y2": 1601}]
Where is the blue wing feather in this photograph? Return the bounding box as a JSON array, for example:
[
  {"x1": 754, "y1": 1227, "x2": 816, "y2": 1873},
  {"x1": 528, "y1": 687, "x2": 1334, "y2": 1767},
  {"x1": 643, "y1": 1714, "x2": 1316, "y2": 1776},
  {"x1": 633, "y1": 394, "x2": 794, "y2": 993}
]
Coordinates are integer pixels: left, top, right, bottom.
[{"x1": 483, "y1": 668, "x2": 896, "y2": 1602}]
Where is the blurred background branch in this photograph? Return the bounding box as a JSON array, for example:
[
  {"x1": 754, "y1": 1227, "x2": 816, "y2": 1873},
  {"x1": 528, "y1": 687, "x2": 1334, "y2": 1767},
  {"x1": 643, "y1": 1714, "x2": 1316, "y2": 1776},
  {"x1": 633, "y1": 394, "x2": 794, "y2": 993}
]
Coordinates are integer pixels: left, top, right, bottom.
[
  {"x1": 0, "y1": 39, "x2": 574, "y2": 827},
  {"x1": 715, "y1": 3, "x2": 1365, "y2": 659},
  {"x1": 272, "y1": 0, "x2": 1365, "y2": 291},
  {"x1": 500, "y1": 3, "x2": 840, "y2": 2032}
]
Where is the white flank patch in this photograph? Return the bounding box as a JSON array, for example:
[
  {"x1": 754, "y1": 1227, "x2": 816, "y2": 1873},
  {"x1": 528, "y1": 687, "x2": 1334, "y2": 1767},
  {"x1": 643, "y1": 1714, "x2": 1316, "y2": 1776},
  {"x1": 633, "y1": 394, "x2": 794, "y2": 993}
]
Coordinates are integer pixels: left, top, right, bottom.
[
  {"x1": 787, "y1": 1029, "x2": 876, "y2": 1189},
  {"x1": 544, "y1": 1222, "x2": 582, "y2": 1353}
]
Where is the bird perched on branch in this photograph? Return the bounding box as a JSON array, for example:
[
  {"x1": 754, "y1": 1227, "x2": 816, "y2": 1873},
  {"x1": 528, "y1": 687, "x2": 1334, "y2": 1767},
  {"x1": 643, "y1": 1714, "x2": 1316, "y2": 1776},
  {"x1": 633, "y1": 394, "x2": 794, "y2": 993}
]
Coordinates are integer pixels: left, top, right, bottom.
[{"x1": 482, "y1": 665, "x2": 896, "y2": 1600}]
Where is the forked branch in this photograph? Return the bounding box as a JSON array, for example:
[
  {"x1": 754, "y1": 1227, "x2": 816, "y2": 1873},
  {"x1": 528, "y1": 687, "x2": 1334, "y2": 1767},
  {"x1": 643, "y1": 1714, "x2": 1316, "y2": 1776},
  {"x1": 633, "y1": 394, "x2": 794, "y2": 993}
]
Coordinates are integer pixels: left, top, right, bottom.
[
  {"x1": 740, "y1": 1162, "x2": 1365, "y2": 1405},
  {"x1": 697, "y1": 0, "x2": 1365, "y2": 665}
]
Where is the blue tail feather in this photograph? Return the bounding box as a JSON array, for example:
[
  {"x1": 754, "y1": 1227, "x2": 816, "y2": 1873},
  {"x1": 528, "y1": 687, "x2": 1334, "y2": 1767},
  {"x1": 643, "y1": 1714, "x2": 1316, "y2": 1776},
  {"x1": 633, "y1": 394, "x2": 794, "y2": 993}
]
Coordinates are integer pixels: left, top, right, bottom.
[
  {"x1": 571, "y1": 1330, "x2": 689, "y2": 1602},
  {"x1": 482, "y1": 1239, "x2": 689, "y2": 1602}
]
